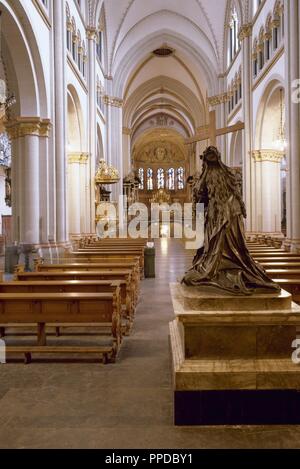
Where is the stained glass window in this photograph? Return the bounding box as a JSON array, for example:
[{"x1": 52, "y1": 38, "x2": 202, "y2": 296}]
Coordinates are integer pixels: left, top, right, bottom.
[
  {"x1": 138, "y1": 168, "x2": 144, "y2": 190},
  {"x1": 167, "y1": 168, "x2": 175, "y2": 190},
  {"x1": 157, "y1": 168, "x2": 165, "y2": 189},
  {"x1": 177, "y1": 167, "x2": 185, "y2": 190},
  {"x1": 147, "y1": 168, "x2": 153, "y2": 191}
]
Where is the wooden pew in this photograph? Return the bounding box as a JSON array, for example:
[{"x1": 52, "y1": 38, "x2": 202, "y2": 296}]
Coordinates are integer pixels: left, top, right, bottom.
[
  {"x1": 260, "y1": 262, "x2": 300, "y2": 269},
  {"x1": 0, "y1": 279, "x2": 134, "y2": 336},
  {"x1": 31, "y1": 262, "x2": 139, "y2": 303},
  {"x1": 275, "y1": 279, "x2": 300, "y2": 303},
  {"x1": 74, "y1": 247, "x2": 145, "y2": 273},
  {"x1": 0, "y1": 292, "x2": 122, "y2": 363},
  {"x1": 67, "y1": 250, "x2": 144, "y2": 276},
  {"x1": 35, "y1": 257, "x2": 140, "y2": 287},
  {"x1": 14, "y1": 269, "x2": 136, "y2": 321},
  {"x1": 266, "y1": 269, "x2": 300, "y2": 280}
]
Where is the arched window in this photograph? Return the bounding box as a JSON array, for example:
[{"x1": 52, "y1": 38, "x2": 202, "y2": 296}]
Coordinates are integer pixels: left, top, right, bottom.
[
  {"x1": 66, "y1": 4, "x2": 72, "y2": 51},
  {"x1": 252, "y1": 39, "x2": 258, "y2": 78},
  {"x1": 157, "y1": 168, "x2": 165, "y2": 189},
  {"x1": 147, "y1": 168, "x2": 153, "y2": 191},
  {"x1": 177, "y1": 167, "x2": 185, "y2": 190},
  {"x1": 97, "y1": 31, "x2": 104, "y2": 63},
  {"x1": 138, "y1": 168, "x2": 144, "y2": 190},
  {"x1": 167, "y1": 168, "x2": 175, "y2": 190},
  {"x1": 258, "y1": 29, "x2": 264, "y2": 71},
  {"x1": 71, "y1": 19, "x2": 77, "y2": 62},
  {"x1": 228, "y1": 5, "x2": 240, "y2": 65}
]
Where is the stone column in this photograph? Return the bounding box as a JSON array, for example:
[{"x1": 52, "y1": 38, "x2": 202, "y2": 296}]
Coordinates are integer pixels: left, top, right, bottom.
[
  {"x1": 53, "y1": 0, "x2": 67, "y2": 245},
  {"x1": 67, "y1": 153, "x2": 82, "y2": 235},
  {"x1": 122, "y1": 127, "x2": 131, "y2": 177},
  {"x1": 87, "y1": 27, "x2": 97, "y2": 233},
  {"x1": 284, "y1": 0, "x2": 300, "y2": 251},
  {"x1": 251, "y1": 150, "x2": 283, "y2": 235},
  {"x1": 80, "y1": 153, "x2": 89, "y2": 233},
  {"x1": 239, "y1": 23, "x2": 254, "y2": 233},
  {"x1": 105, "y1": 95, "x2": 123, "y2": 202},
  {"x1": 6, "y1": 118, "x2": 51, "y2": 245}
]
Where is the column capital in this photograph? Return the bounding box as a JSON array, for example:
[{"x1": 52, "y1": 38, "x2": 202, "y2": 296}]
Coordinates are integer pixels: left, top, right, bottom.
[
  {"x1": 86, "y1": 27, "x2": 98, "y2": 42},
  {"x1": 104, "y1": 95, "x2": 123, "y2": 108},
  {"x1": 68, "y1": 152, "x2": 90, "y2": 164},
  {"x1": 207, "y1": 92, "x2": 230, "y2": 106},
  {"x1": 239, "y1": 23, "x2": 252, "y2": 41},
  {"x1": 5, "y1": 117, "x2": 51, "y2": 139},
  {"x1": 251, "y1": 149, "x2": 284, "y2": 163}
]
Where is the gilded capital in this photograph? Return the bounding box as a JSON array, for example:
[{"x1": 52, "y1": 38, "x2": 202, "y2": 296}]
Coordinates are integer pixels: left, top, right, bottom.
[
  {"x1": 238, "y1": 23, "x2": 252, "y2": 41},
  {"x1": 68, "y1": 152, "x2": 90, "y2": 164},
  {"x1": 5, "y1": 117, "x2": 51, "y2": 139},
  {"x1": 104, "y1": 95, "x2": 123, "y2": 108},
  {"x1": 86, "y1": 27, "x2": 98, "y2": 42},
  {"x1": 251, "y1": 149, "x2": 284, "y2": 163},
  {"x1": 207, "y1": 92, "x2": 230, "y2": 106}
]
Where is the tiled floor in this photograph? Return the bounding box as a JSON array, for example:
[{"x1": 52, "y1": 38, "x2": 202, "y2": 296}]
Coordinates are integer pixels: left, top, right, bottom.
[{"x1": 0, "y1": 239, "x2": 300, "y2": 448}]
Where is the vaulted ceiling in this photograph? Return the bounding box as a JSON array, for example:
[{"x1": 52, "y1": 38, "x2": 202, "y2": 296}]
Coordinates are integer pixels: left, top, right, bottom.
[{"x1": 88, "y1": 0, "x2": 249, "y2": 154}]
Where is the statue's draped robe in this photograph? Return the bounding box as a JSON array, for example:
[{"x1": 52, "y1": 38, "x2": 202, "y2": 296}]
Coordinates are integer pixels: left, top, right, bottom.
[{"x1": 183, "y1": 163, "x2": 280, "y2": 295}]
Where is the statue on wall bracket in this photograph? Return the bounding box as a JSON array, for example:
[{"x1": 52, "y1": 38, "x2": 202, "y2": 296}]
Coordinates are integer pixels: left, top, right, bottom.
[{"x1": 182, "y1": 146, "x2": 280, "y2": 295}]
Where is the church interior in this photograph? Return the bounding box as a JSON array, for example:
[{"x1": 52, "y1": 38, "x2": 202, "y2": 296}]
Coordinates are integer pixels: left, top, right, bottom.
[{"x1": 1, "y1": 0, "x2": 300, "y2": 450}]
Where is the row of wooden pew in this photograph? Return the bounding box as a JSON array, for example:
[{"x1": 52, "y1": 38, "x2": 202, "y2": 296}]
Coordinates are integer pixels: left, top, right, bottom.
[
  {"x1": 0, "y1": 237, "x2": 148, "y2": 364},
  {"x1": 247, "y1": 241, "x2": 300, "y2": 302}
]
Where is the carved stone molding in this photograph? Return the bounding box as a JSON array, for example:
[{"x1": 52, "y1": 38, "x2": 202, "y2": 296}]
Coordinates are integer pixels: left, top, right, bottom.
[
  {"x1": 104, "y1": 95, "x2": 123, "y2": 108},
  {"x1": 5, "y1": 117, "x2": 51, "y2": 139},
  {"x1": 239, "y1": 23, "x2": 252, "y2": 41},
  {"x1": 86, "y1": 27, "x2": 98, "y2": 41},
  {"x1": 207, "y1": 92, "x2": 230, "y2": 106},
  {"x1": 68, "y1": 152, "x2": 90, "y2": 164},
  {"x1": 251, "y1": 149, "x2": 284, "y2": 163}
]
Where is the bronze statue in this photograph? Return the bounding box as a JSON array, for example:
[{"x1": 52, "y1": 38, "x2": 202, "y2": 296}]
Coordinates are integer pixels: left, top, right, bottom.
[{"x1": 182, "y1": 146, "x2": 280, "y2": 295}]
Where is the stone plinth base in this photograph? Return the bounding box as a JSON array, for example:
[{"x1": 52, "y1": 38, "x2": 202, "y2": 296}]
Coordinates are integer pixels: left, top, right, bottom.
[{"x1": 169, "y1": 283, "x2": 300, "y2": 426}]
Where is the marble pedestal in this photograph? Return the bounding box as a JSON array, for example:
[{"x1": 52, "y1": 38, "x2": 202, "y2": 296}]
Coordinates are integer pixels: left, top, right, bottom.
[{"x1": 169, "y1": 283, "x2": 300, "y2": 425}]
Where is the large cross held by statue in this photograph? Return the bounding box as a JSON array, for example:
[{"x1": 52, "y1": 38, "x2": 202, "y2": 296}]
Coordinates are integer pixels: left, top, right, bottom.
[{"x1": 185, "y1": 110, "x2": 245, "y2": 146}]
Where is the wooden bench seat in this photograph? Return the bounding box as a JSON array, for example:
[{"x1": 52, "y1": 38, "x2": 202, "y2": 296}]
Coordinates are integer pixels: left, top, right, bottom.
[
  {"x1": 275, "y1": 279, "x2": 300, "y2": 303},
  {"x1": 255, "y1": 256, "x2": 300, "y2": 262},
  {"x1": 75, "y1": 248, "x2": 145, "y2": 272},
  {"x1": 0, "y1": 279, "x2": 134, "y2": 336},
  {"x1": 0, "y1": 292, "x2": 122, "y2": 363},
  {"x1": 65, "y1": 251, "x2": 144, "y2": 278},
  {"x1": 260, "y1": 262, "x2": 300, "y2": 269},
  {"x1": 266, "y1": 269, "x2": 300, "y2": 279},
  {"x1": 5, "y1": 346, "x2": 114, "y2": 364},
  {"x1": 14, "y1": 269, "x2": 136, "y2": 311},
  {"x1": 30, "y1": 262, "x2": 139, "y2": 304}
]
